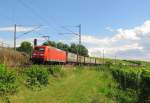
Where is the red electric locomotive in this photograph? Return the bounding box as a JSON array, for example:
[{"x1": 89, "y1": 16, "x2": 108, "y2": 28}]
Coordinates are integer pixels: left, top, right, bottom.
[{"x1": 32, "y1": 46, "x2": 67, "y2": 64}]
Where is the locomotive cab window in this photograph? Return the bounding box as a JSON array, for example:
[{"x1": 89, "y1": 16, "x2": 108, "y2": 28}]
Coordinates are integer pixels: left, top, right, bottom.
[{"x1": 34, "y1": 47, "x2": 45, "y2": 52}]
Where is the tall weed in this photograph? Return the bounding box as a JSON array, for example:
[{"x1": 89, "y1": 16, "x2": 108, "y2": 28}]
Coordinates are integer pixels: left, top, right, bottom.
[
  {"x1": 0, "y1": 48, "x2": 29, "y2": 67},
  {"x1": 48, "y1": 65, "x2": 65, "y2": 77},
  {"x1": 25, "y1": 65, "x2": 49, "y2": 89},
  {"x1": 0, "y1": 64, "x2": 17, "y2": 96}
]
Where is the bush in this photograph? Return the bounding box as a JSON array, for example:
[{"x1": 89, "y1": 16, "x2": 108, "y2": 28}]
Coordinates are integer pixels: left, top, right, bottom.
[
  {"x1": 0, "y1": 64, "x2": 17, "y2": 96},
  {"x1": 139, "y1": 69, "x2": 150, "y2": 102},
  {"x1": 115, "y1": 89, "x2": 138, "y2": 103},
  {"x1": 111, "y1": 65, "x2": 150, "y2": 102},
  {"x1": 105, "y1": 61, "x2": 113, "y2": 68},
  {"x1": 48, "y1": 65, "x2": 65, "y2": 77},
  {"x1": 25, "y1": 65, "x2": 49, "y2": 88}
]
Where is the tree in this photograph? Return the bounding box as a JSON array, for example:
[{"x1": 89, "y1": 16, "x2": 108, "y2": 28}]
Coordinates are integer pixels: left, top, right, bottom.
[
  {"x1": 43, "y1": 41, "x2": 56, "y2": 47},
  {"x1": 69, "y1": 43, "x2": 88, "y2": 56},
  {"x1": 57, "y1": 42, "x2": 64, "y2": 50},
  {"x1": 76, "y1": 44, "x2": 89, "y2": 56},
  {"x1": 70, "y1": 43, "x2": 77, "y2": 53},
  {"x1": 63, "y1": 44, "x2": 70, "y2": 52},
  {"x1": 43, "y1": 40, "x2": 89, "y2": 56},
  {"x1": 17, "y1": 41, "x2": 33, "y2": 55}
]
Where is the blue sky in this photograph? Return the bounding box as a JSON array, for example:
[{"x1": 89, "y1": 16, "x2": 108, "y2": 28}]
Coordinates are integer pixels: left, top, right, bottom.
[
  {"x1": 1, "y1": 0, "x2": 150, "y2": 35},
  {"x1": 1, "y1": 0, "x2": 150, "y2": 60}
]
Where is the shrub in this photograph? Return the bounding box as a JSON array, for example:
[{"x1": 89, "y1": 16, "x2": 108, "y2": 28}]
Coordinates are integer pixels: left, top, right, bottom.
[
  {"x1": 25, "y1": 65, "x2": 49, "y2": 88},
  {"x1": 111, "y1": 65, "x2": 150, "y2": 102},
  {"x1": 0, "y1": 64, "x2": 17, "y2": 96},
  {"x1": 105, "y1": 61, "x2": 113, "y2": 68},
  {"x1": 139, "y1": 69, "x2": 150, "y2": 102},
  {"x1": 48, "y1": 65, "x2": 64, "y2": 77}
]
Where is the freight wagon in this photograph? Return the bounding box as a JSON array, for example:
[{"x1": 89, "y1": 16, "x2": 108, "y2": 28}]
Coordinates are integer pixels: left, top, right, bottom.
[
  {"x1": 90, "y1": 58, "x2": 96, "y2": 64},
  {"x1": 77, "y1": 55, "x2": 85, "y2": 64},
  {"x1": 85, "y1": 57, "x2": 91, "y2": 64},
  {"x1": 67, "y1": 52, "x2": 77, "y2": 63}
]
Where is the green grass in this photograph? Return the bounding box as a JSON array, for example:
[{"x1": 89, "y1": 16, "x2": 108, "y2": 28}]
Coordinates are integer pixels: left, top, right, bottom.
[
  {"x1": 0, "y1": 65, "x2": 141, "y2": 103},
  {"x1": 0, "y1": 67, "x2": 119, "y2": 103}
]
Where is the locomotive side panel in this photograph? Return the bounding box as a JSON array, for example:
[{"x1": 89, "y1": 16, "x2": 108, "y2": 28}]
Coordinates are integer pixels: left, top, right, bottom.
[{"x1": 46, "y1": 46, "x2": 67, "y2": 63}]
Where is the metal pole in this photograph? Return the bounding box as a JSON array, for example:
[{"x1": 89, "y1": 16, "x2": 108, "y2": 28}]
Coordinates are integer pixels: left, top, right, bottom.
[
  {"x1": 103, "y1": 49, "x2": 104, "y2": 64},
  {"x1": 42, "y1": 35, "x2": 50, "y2": 41},
  {"x1": 78, "y1": 24, "x2": 81, "y2": 45},
  {"x1": 14, "y1": 24, "x2": 17, "y2": 50},
  {"x1": 115, "y1": 55, "x2": 116, "y2": 64},
  {"x1": 2, "y1": 42, "x2": 3, "y2": 47},
  {"x1": 75, "y1": 24, "x2": 81, "y2": 65}
]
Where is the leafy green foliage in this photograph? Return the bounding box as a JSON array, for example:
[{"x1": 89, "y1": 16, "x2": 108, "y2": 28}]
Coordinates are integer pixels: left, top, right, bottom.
[
  {"x1": 43, "y1": 41, "x2": 56, "y2": 47},
  {"x1": 0, "y1": 64, "x2": 17, "y2": 96},
  {"x1": 123, "y1": 60, "x2": 142, "y2": 66},
  {"x1": 43, "y1": 40, "x2": 89, "y2": 56},
  {"x1": 140, "y1": 69, "x2": 150, "y2": 102},
  {"x1": 111, "y1": 65, "x2": 150, "y2": 102},
  {"x1": 48, "y1": 65, "x2": 65, "y2": 77},
  {"x1": 75, "y1": 44, "x2": 88, "y2": 56},
  {"x1": 17, "y1": 41, "x2": 33, "y2": 55},
  {"x1": 25, "y1": 65, "x2": 49, "y2": 88}
]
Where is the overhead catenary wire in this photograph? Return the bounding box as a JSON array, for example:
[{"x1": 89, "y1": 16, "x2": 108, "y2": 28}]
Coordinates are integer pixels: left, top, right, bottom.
[
  {"x1": 60, "y1": 24, "x2": 81, "y2": 44},
  {"x1": 61, "y1": 26, "x2": 79, "y2": 35},
  {"x1": 14, "y1": 0, "x2": 83, "y2": 47},
  {"x1": 16, "y1": 25, "x2": 42, "y2": 39},
  {"x1": 16, "y1": 0, "x2": 62, "y2": 34},
  {"x1": 13, "y1": 24, "x2": 43, "y2": 50},
  {"x1": 16, "y1": 0, "x2": 81, "y2": 42}
]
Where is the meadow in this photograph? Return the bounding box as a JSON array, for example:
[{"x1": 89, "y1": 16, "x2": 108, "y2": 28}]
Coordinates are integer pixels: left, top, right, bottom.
[{"x1": 0, "y1": 65, "x2": 139, "y2": 103}]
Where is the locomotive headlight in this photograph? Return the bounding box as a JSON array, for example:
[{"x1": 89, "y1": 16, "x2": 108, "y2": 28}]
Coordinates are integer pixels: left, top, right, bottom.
[
  {"x1": 39, "y1": 54, "x2": 44, "y2": 56},
  {"x1": 33, "y1": 53, "x2": 37, "y2": 56}
]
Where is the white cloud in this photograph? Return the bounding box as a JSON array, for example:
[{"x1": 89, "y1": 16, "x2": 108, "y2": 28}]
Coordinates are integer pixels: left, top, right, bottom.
[
  {"x1": 0, "y1": 36, "x2": 46, "y2": 48},
  {"x1": 82, "y1": 35, "x2": 110, "y2": 45},
  {"x1": 112, "y1": 28, "x2": 140, "y2": 41},
  {"x1": 112, "y1": 20, "x2": 150, "y2": 41},
  {"x1": 0, "y1": 26, "x2": 40, "y2": 32},
  {"x1": 105, "y1": 26, "x2": 114, "y2": 32},
  {"x1": 82, "y1": 20, "x2": 150, "y2": 60},
  {"x1": 88, "y1": 43, "x2": 143, "y2": 56},
  {"x1": 0, "y1": 26, "x2": 41, "y2": 47}
]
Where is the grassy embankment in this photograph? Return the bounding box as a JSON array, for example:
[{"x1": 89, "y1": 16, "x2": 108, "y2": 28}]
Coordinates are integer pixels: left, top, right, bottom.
[
  {"x1": 0, "y1": 65, "x2": 136, "y2": 103},
  {"x1": 0, "y1": 48, "x2": 29, "y2": 67}
]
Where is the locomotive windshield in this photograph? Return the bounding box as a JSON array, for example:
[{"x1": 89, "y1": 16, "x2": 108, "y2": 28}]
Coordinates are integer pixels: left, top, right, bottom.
[{"x1": 34, "y1": 47, "x2": 45, "y2": 52}]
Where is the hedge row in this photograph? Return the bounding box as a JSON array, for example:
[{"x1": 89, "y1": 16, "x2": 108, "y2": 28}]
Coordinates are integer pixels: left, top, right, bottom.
[
  {"x1": 111, "y1": 65, "x2": 150, "y2": 102},
  {"x1": 0, "y1": 64, "x2": 65, "y2": 93}
]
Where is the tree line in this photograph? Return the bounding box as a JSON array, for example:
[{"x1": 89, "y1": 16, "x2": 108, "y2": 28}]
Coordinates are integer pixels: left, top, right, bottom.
[
  {"x1": 17, "y1": 41, "x2": 89, "y2": 57},
  {"x1": 43, "y1": 41, "x2": 89, "y2": 56}
]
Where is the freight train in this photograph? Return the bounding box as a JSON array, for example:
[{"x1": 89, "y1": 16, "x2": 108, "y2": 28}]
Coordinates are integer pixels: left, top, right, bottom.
[{"x1": 32, "y1": 45, "x2": 103, "y2": 65}]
